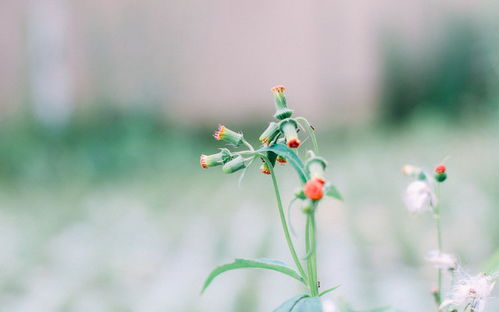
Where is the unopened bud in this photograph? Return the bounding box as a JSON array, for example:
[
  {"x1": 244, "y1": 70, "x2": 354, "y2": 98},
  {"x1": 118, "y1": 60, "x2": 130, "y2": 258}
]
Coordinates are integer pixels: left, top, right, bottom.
[
  {"x1": 213, "y1": 124, "x2": 243, "y2": 147},
  {"x1": 276, "y1": 155, "x2": 287, "y2": 164},
  {"x1": 279, "y1": 119, "x2": 300, "y2": 148},
  {"x1": 200, "y1": 148, "x2": 233, "y2": 169},
  {"x1": 306, "y1": 155, "x2": 327, "y2": 183},
  {"x1": 271, "y1": 85, "x2": 293, "y2": 120},
  {"x1": 259, "y1": 122, "x2": 280, "y2": 146},
  {"x1": 222, "y1": 156, "x2": 246, "y2": 174}
]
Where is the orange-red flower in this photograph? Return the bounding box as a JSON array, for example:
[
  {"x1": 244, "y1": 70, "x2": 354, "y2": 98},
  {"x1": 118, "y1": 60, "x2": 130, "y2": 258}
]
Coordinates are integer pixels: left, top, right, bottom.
[
  {"x1": 435, "y1": 164, "x2": 446, "y2": 174},
  {"x1": 304, "y1": 178, "x2": 324, "y2": 200}
]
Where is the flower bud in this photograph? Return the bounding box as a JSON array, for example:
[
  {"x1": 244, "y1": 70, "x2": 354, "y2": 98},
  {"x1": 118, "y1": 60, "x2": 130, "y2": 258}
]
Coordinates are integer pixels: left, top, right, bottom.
[
  {"x1": 402, "y1": 164, "x2": 426, "y2": 180},
  {"x1": 279, "y1": 119, "x2": 300, "y2": 148},
  {"x1": 306, "y1": 155, "x2": 327, "y2": 183},
  {"x1": 222, "y1": 156, "x2": 246, "y2": 174},
  {"x1": 276, "y1": 155, "x2": 287, "y2": 164},
  {"x1": 294, "y1": 188, "x2": 306, "y2": 200},
  {"x1": 271, "y1": 85, "x2": 293, "y2": 120},
  {"x1": 213, "y1": 124, "x2": 243, "y2": 147},
  {"x1": 200, "y1": 148, "x2": 233, "y2": 169},
  {"x1": 434, "y1": 164, "x2": 447, "y2": 182},
  {"x1": 260, "y1": 162, "x2": 271, "y2": 175},
  {"x1": 435, "y1": 172, "x2": 447, "y2": 183},
  {"x1": 259, "y1": 122, "x2": 280, "y2": 146},
  {"x1": 304, "y1": 178, "x2": 324, "y2": 200},
  {"x1": 435, "y1": 164, "x2": 446, "y2": 174}
]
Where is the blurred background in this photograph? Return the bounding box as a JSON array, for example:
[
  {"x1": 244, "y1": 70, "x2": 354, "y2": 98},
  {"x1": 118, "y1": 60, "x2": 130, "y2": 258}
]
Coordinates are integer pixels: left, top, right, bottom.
[{"x1": 1, "y1": 0, "x2": 499, "y2": 311}]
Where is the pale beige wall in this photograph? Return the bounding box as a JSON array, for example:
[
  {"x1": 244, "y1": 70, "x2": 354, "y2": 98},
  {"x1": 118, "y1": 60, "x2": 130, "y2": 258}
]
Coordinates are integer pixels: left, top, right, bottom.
[{"x1": 0, "y1": 0, "x2": 495, "y2": 124}]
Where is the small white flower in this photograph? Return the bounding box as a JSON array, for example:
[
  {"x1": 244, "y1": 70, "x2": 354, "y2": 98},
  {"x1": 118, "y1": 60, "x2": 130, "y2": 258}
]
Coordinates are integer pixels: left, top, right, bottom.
[
  {"x1": 441, "y1": 273, "x2": 496, "y2": 312},
  {"x1": 322, "y1": 299, "x2": 338, "y2": 312},
  {"x1": 425, "y1": 250, "x2": 458, "y2": 270},
  {"x1": 403, "y1": 180, "x2": 436, "y2": 213}
]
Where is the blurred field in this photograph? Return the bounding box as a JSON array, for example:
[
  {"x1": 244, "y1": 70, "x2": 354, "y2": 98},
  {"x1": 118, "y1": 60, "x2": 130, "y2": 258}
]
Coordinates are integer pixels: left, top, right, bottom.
[{"x1": 0, "y1": 112, "x2": 497, "y2": 311}]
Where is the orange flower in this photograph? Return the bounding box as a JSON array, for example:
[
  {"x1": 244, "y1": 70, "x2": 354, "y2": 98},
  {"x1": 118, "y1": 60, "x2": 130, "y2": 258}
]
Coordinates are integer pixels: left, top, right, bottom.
[{"x1": 304, "y1": 178, "x2": 324, "y2": 200}]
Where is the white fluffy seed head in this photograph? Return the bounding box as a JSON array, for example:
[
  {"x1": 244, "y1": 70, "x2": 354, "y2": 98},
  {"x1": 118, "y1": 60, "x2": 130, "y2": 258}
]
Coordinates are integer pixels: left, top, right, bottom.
[
  {"x1": 425, "y1": 250, "x2": 458, "y2": 270},
  {"x1": 441, "y1": 273, "x2": 496, "y2": 312},
  {"x1": 403, "y1": 180, "x2": 436, "y2": 214}
]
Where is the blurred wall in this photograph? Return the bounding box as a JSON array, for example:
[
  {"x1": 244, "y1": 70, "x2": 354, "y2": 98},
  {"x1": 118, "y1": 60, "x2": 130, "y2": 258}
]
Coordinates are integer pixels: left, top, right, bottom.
[{"x1": 0, "y1": 0, "x2": 497, "y2": 125}]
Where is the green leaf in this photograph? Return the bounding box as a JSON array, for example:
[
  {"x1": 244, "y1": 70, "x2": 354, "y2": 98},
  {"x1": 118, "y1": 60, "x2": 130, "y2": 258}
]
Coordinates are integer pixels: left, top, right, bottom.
[
  {"x1": 325, "y1": 184, "x2": 343, "y2": 200},
  {"x1": 259, "y1": 144, "x2": 309, "y2": 184},
  {"x1": 273, "y1": 295, "x2": 308, "y2": 312},
  {"x1": 201, "y1": 258, "x2": 304, "y2": 293},
  {"x1": 483, "y1": 249, "x2": 499, "y2": 274},
  {"x1": 292, "y1": 296, "x2": 323, "y2": 311},
  {"x1": 319, "y1": 285, "x2": 340, "y2": 297}
]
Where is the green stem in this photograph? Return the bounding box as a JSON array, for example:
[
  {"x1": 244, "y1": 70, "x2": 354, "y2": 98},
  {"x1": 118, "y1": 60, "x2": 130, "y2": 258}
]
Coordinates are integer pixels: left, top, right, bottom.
[
  {"x1": 297, "y1": 117, "x2": 319, "y2": 154},
  {"x1": 434, "y1": 183, "x2": 443, "y2": 308},
  {"x1": 310, "y1": 211, "x2": 319, "y2": 296},
  {"x1": 242, "y1": 139, "x2": 254, "y2": 151},
  {"x1": 263, "y1": 156, "x2": 308, "y2": 286},
  {"x1": 305, "y1": 211, "x2": 319, "y2": 296}
]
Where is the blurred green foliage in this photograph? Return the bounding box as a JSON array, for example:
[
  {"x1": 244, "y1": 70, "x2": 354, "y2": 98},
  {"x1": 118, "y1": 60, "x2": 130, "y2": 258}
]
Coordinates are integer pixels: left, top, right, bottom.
[
  {"x1": 0, "y1": 107, "x2": 200, "y2": 184},
  {"x1": 380, "y1": 20, "x2": 499, "y2": 124}
]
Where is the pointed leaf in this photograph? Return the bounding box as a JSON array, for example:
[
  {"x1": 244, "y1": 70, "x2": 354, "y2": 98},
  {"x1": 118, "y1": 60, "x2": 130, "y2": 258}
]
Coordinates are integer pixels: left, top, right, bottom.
[
  {"x1": 273, "y1": 295, "x2": 308, "y2": 312},
  {"x1": 325, "y1": 184, "x2": 343, "y2": 200},
  {"x1": 319, "y1": 285, "x2": 341, "y2": 297},
  {"x1": 259, "y1": 143, "x2": 309, "y2": 184},
  {"x1": 202, "y1": 258, "x2": 304, "y2": 293}
]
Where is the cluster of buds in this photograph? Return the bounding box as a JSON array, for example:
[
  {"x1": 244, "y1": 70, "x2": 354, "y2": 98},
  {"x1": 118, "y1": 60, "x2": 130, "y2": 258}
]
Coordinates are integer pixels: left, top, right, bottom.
[
  {"x1": 200, "y1": 125, "x2": 248, "y2": 174},
  {"x1": 201, "y1": 85, "x2": 309, "y2": 177}
]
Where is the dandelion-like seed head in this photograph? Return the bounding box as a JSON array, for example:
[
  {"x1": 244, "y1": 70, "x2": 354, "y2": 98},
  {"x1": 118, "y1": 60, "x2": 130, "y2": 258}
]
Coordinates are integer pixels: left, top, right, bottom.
[
  {"x1": 425, "y1": 250, "x2": 458, "y2": 270},
  {"x1": 403, "y1": 180, "x2": 436, "y2": 214},
  {"x1": 441, "y1": 273, "x2": 496, "y2": 312}
]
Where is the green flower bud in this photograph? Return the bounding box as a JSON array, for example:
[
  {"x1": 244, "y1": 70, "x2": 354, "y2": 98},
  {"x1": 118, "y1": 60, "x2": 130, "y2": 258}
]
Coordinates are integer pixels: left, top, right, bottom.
[
  {"x1": 435, "y1": 172, "x2": 447, "y2": 182},
  {"x1": 271, "y1": 85, "x2": 293, "y2": 120},
  {"x1": 278, "y1": 119, "x2": 300, "y2": 148},
  {"x1": 200, "y1": 148, "x2": 233, "y2": 169},
  {"x1": 222, "y1": 156, "x2": 246, "y2": 174},
  {"x1": 213, "y1": 124, "x2": 243, "y2": 147},
  {"x1": 294, "y1": 188, "x2": 306, "y2": 200},
  {"x1": 306, "y1": 155, "x2": 328, "y2": 183},
  {"x1": 259, "y1": 122, "x2": 280, "y2": 146}
]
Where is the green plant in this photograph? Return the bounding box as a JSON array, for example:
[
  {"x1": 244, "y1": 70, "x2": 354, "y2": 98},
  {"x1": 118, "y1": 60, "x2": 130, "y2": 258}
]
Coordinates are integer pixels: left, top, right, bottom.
[
  {"x1": 402, "y1": 164, "x2": 496, "y2": 312},
  {"x1": 199, "y1": 85, "x2": 343, "y2": 311}
]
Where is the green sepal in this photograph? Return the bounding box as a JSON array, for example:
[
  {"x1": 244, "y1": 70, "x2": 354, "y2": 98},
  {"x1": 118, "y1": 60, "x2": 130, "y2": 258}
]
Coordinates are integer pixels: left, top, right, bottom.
[
  {"x1": 275, "y1": 108, "x2": 294, "y2": 120},
  {"x1": 325, "y1": 184, "x2": 343, "y2": 201},
  {"x1": 435, "y1": 172, "x2": 447, "y2": 182},
  {"x1": 201, "y1": 258, "x2": 305, "y2": 293}
]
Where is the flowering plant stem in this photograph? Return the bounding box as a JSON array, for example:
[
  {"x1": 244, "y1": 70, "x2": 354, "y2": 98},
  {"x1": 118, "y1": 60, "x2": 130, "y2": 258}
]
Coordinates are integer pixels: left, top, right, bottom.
[
  {"x1": 434, "y1": 183, "x2": 443, "y2": 308},
  {"x1": 263, "y1": 155, "x2": 310, "y2": 288}
]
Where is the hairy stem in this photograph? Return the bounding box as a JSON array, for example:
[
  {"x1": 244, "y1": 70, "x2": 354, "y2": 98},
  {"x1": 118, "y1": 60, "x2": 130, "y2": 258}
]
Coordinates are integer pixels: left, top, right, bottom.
[{"x1": 263, "y1": 156, "x2": 308, "y2": 286}]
